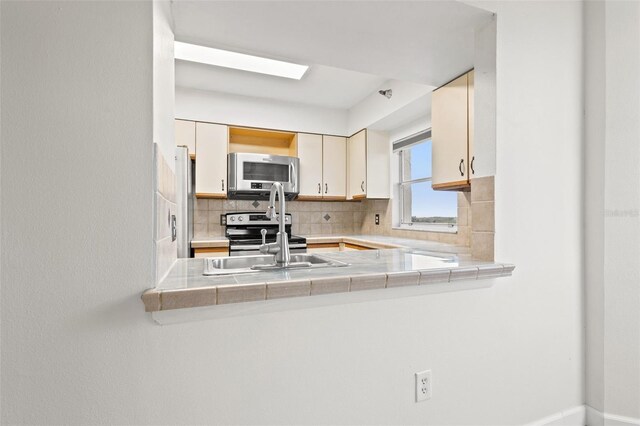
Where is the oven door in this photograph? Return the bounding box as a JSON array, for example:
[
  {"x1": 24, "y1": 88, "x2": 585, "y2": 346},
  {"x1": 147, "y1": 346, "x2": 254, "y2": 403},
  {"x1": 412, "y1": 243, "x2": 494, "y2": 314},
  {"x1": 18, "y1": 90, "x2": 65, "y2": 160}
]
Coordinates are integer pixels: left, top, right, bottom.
[{"x1": 228, "y1": 153, "x2": 299, "y2": 194}]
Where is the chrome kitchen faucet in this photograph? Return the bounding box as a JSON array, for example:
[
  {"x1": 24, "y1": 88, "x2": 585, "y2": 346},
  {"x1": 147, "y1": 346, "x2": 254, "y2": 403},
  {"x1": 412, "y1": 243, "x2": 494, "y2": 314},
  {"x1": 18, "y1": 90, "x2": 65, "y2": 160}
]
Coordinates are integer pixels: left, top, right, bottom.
[{"x1": 258, "y1": 182, "x2": 291, "y2": 266}]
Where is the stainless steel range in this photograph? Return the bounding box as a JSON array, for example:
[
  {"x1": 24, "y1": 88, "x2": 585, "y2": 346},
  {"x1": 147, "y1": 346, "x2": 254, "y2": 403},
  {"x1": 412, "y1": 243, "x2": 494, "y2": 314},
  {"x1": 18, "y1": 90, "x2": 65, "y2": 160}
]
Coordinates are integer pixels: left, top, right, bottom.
[{"x1": 223, "y1": 212, "x2": 307, "y2": 256}]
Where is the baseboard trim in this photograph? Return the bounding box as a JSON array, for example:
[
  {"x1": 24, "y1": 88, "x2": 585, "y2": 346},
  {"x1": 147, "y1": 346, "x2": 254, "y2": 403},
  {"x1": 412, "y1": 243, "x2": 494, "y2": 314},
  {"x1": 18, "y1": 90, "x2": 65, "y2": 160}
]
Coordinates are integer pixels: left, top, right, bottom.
[
  {"x1": 586, "y1": 406, "x2": 640, "y2": 426},
  {"x1": 524, "y1": 406, "x2": 586, "y2": 426},
  {"x1": 525, "y1": 405, "x2": 640, "y2": 426}
]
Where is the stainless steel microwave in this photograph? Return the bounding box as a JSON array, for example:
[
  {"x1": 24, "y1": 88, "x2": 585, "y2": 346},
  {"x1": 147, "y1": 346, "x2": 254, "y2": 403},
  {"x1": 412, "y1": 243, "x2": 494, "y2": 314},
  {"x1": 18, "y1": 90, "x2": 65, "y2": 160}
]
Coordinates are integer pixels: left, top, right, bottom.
[{"x1": 227, "y1": 153, "x2": 299, "y2": 200}]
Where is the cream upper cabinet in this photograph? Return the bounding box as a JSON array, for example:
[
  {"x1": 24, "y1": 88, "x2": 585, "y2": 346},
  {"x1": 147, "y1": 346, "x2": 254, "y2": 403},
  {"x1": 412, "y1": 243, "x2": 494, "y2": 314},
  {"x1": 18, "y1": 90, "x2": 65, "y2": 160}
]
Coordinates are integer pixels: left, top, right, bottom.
[
  {"x1": 347, "y1": 129, "x2": 390, "y2": 200},
  {"x1": 431, "y1": 70, "x2": 473, "y2": 191},
  {"x1": 297, "y1": 133, "x2": 324, "y2": 199},
  {"x1": 298, "y1": 134, "x2": 347, "y2": 200},
  {"x1": 195, "y1": 122, "x2": 228, "y2": 198},
  {"x1": 365, "y1": 130, "x2": 391, "y2": 199},
  {"x1": 322, "y1": 135, "x2": 347, "y2": 199},
  {"x1": 348, "y1": 130, "x2": 367, "y2": 199},
  {"x1": 175, "y1": 119, "x2": 196, "y2": 157}
]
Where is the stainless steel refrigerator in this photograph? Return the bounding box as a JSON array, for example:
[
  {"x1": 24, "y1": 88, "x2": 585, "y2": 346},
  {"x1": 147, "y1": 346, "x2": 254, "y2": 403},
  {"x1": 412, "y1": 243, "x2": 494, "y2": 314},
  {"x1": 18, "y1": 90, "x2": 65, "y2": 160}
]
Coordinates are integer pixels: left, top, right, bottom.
[{"x1": 175, "y1": 146, "x2": 193, "y2": 258}]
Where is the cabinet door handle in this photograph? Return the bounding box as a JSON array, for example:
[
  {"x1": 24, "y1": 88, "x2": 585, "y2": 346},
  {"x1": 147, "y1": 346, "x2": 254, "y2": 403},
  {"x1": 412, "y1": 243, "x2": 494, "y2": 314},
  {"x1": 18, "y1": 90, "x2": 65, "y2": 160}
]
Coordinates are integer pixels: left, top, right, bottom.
[
  {"x1": 459, "y1": 159, "x2": 465, "y2": 177},
  {"x1": 470, "y1": 156, "x2": 475, "y2": 175},
  {"x1": 318, "y1": 183, "x2": 321, "y2": 194},
  {"x1": 325, "y1": 183, "x2": 328, "y2": 194},
  {"x1": 361, "y1": 181, "x2": 365, "y2": 192},
  {"x1": 222, "y1": 179, "x2": 225, "y2": 191}
]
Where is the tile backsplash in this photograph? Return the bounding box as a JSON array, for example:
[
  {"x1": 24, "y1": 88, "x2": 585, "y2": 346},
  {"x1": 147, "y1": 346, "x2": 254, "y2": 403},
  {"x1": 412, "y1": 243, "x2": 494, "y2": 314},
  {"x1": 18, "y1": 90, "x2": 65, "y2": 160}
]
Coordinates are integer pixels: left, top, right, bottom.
[
  {"x1": 154, "y1": 144, "x2": 177, "y2": 284},
  {"x1": 194, "y1": 196, "x2": 471, "y2": 247},
  {"x1": 193, "y1": 176, "x2": 494, "y2": 261},
  {"x1": 194, "y1": 199, "x2": 368, "y2": 237},
  {"x1": 470, "y1": 176, "x2": 495, "y2": 261}
]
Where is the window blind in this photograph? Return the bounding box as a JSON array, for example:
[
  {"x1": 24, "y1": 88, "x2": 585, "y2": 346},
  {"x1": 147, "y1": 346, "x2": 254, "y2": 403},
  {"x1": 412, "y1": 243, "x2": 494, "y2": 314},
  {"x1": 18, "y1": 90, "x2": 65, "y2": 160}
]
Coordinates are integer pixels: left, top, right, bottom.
[{"x1": 392, "y1": 129, "x2": 431, "y2": 152}]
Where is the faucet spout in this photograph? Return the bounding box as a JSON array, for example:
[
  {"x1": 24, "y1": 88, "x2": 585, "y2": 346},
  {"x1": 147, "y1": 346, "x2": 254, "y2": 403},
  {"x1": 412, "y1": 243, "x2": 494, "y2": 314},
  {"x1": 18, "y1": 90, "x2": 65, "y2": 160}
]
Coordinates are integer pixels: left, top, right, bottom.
[
  {"x1": 268, "y1": 182, "x2": 286, "y2": 235},
  {"x1": 260, "y1": 182, "x2": 290, "y2": 265}
]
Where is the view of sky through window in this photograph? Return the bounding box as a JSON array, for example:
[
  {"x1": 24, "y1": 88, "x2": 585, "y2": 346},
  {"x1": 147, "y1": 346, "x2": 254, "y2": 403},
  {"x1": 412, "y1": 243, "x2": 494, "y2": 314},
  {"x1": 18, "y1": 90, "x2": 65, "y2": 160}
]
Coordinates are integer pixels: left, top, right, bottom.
[
  {"x1": 404, "y1": 140, "x2": 432, "y2": 180},
  {"x1": 402, "y1": 139, "x2": 457, "y2": 223},
  {"x1": 409, "y1": 182, "x2": 457, "y2": 221}
]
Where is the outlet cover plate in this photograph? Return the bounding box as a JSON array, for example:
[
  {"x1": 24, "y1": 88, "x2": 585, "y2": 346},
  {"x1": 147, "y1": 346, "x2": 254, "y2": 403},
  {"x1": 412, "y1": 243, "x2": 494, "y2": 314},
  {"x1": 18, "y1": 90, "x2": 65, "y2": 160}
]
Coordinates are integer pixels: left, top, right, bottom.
[{"x1": 415, "y1": 370, "x2": 432, "y2": 402}]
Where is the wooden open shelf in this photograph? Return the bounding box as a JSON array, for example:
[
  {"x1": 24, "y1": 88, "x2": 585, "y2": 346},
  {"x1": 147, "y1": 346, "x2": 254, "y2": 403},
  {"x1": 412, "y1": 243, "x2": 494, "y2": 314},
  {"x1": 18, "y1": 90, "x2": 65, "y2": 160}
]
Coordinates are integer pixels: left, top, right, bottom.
[{"x1": 228, "y1": 127, "x2": 298, "y2": 157}]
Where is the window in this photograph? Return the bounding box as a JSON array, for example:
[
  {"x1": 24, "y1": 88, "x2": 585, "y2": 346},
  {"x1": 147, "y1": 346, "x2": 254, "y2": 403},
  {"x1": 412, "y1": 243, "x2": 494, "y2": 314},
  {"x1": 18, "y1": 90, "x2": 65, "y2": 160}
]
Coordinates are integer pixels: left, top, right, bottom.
[{"x1": 396, "y1": 137, "x2": 458, "y2": 231}]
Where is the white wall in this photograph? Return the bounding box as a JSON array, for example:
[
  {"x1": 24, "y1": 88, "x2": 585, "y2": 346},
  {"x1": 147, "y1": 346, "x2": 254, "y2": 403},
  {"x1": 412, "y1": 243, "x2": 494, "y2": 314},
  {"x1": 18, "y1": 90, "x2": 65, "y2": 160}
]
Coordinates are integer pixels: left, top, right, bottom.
[
  {"x1": 473, "y1": 16, "x2": 497, "y2": 178},
  {"x1": 176, "y1": 86, "x2": 349, "y2": 135},
  {"x1": 388, "y1": 117, "x2": 432, "y2": 144},
  {"x1": 582, "y1": 0, "x2": 640, "y2": 420},
  {"x1": 584, "y1": 1, "x2": 640, "y2": 421},
  {"x1": 1, "y1": 1, "x2": 155, "y2": 424},
  {"x1": 2, "y1": 1, "x2": 587, "y2": 425},
  {"x1": 347, "y1": 79, "x2": 433, "y2": 135},
  {"x1": 153, "y1": 0, "x2": 176, "y2": 171},
  {"x1": 175, "y1": 80, "x2": 432, "y2": 139},
  {"x1": 584, "y1": 0, "x2": 606, "y2": 418},
  {"x1": 468, "y1": 2, "x2": 585, "y2": 421},
  {"x1": 602, "y1": 2, "x2": 640, "y2": 417}
]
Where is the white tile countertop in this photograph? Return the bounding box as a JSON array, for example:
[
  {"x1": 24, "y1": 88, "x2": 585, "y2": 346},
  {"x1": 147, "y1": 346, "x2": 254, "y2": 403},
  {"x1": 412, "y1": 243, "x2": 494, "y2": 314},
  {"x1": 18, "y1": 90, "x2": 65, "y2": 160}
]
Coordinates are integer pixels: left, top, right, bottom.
[{"x1": 142, "y1": 235, "x2": 514, "y2": 313}]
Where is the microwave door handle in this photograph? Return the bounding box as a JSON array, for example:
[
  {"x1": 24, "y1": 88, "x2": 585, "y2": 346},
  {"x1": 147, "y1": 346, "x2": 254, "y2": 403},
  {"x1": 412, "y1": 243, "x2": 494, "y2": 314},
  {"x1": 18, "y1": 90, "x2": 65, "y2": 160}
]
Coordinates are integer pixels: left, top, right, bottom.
[{"x1": 290, "y1": 161, "x2": 297, "y2": 190}]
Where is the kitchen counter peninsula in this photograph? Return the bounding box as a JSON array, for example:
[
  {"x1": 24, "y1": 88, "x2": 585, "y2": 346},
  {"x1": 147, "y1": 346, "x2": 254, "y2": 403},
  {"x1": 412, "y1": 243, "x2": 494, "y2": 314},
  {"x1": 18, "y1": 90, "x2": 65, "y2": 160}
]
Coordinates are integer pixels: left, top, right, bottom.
[{"x1": 143, "y1": 235, "x2": 514, "y2": 314}]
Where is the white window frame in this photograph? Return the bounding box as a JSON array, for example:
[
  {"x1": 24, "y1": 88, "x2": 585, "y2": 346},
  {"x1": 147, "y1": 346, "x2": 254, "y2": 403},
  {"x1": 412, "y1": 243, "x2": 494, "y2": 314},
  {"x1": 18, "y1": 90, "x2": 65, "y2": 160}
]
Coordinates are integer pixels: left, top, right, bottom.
[{"x1": 395, "y1": 139, "x2": 458, "y2": 233}]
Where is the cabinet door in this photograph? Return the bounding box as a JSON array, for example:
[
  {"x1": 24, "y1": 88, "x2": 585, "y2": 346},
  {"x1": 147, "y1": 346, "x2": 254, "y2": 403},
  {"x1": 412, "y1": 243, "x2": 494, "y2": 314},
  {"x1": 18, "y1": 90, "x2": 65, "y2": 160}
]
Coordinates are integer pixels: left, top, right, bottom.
[
  {"x1": 175, "y1": 119, "x2": 196, "y2": 157},
  {"x1": 348, "y1": 130, "x2": 367, "y2": 199},
  {"x1": 322, "y1": 135, "x2": 347, "y2": 199},
  {"x1": 431, "y1": 73, "x2": 469, "y2": 190},
  {"x1": 467, "y1": 70, "x2": 475, "y2": 178},
  {"x1": 365, "y1": 130, "x2": 390, "y2": 199},
  {"x1": 297, "y1": 133, "x2": 324, "y2": 199},
  {"x1": 195, "y1": 122, "x2": 228, "y2": 198}
]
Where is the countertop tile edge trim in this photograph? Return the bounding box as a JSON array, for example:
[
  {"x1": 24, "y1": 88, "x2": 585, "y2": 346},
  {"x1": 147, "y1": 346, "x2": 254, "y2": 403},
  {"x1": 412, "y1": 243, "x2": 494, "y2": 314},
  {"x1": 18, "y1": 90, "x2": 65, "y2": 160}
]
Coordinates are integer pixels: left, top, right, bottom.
[{"x1": 141, "y1": 264, "x2": 516, "y2": 312}]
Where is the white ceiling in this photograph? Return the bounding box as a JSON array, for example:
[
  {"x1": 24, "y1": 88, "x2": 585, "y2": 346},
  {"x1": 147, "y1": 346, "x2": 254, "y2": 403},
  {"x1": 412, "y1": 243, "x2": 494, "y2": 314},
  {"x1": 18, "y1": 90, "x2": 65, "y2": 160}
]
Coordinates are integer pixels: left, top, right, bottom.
[
  {"x1": 171, "y1": 1, "x2": 492, "y2": 124},
  {"x1": 175, "y1": 61, "x2": 387, "y2": 110}
]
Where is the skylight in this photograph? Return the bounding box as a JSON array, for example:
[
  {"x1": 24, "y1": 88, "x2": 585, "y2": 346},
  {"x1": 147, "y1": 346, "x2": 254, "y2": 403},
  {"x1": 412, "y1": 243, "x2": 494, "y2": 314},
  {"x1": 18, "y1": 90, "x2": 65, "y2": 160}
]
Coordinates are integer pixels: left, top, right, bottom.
[{"x1": 174, "y1": 41, "x2": 309, "y2": 80}]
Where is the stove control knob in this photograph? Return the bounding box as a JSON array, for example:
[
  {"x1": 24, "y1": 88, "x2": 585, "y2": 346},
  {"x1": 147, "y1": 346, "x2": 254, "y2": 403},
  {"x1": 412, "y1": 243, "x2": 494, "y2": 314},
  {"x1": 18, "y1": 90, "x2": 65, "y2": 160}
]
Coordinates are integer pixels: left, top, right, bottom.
[
  {"x1": 230, "y1": 217, "x2": 235, "y2": 222},
  {"x1": 238, "y1": 216, "x2": 243, "y2": 222}
]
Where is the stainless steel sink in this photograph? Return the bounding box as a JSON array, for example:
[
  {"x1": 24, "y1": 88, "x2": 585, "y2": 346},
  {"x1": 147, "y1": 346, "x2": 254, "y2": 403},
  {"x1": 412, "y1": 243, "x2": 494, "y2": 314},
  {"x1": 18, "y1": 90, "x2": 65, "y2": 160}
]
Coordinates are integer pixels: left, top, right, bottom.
[
  {"x1": 290, "y1": 254, "x2": 342, "y2": 265},
  {"x1": 203, "y1": 254, "x2": 348, "y2": 276}
]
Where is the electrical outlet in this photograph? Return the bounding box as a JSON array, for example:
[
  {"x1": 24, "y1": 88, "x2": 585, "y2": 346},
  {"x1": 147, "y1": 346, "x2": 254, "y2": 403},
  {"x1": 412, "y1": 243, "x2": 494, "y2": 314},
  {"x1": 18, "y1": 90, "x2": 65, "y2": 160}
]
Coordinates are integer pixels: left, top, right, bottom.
[
  {"x1": 415, "y1": 370, "x2": 432, "y2": 402},
  {"x1": 375, "y1": 214, "x2": 380, "y2": 225}
]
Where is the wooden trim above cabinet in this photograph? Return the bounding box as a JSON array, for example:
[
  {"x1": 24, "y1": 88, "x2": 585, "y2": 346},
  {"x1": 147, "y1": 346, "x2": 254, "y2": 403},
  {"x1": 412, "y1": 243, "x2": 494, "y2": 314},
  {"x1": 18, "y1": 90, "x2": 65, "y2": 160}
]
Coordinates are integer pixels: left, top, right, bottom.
[
  {"x1": 195, "y1": 193, "x2": 227, "y2": 199},
  {"x1": 308, "y1": 242, "x2": 340, "y2": 249},
  {"x1": 296, "y1": 195, "x2": 347, "y2": 202},
  {"x1": 344, "y1": 243, "x2": 370, "y2": 250},
  {"x1": 431, "y1": 180, "x2": 471, "y2": 192},
  {"x1": 296, "y1": 195, "x2": 324, "y2": 201},
  {"x1": 194, "y1": 247, "x2": 228, "y2": 254}
]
